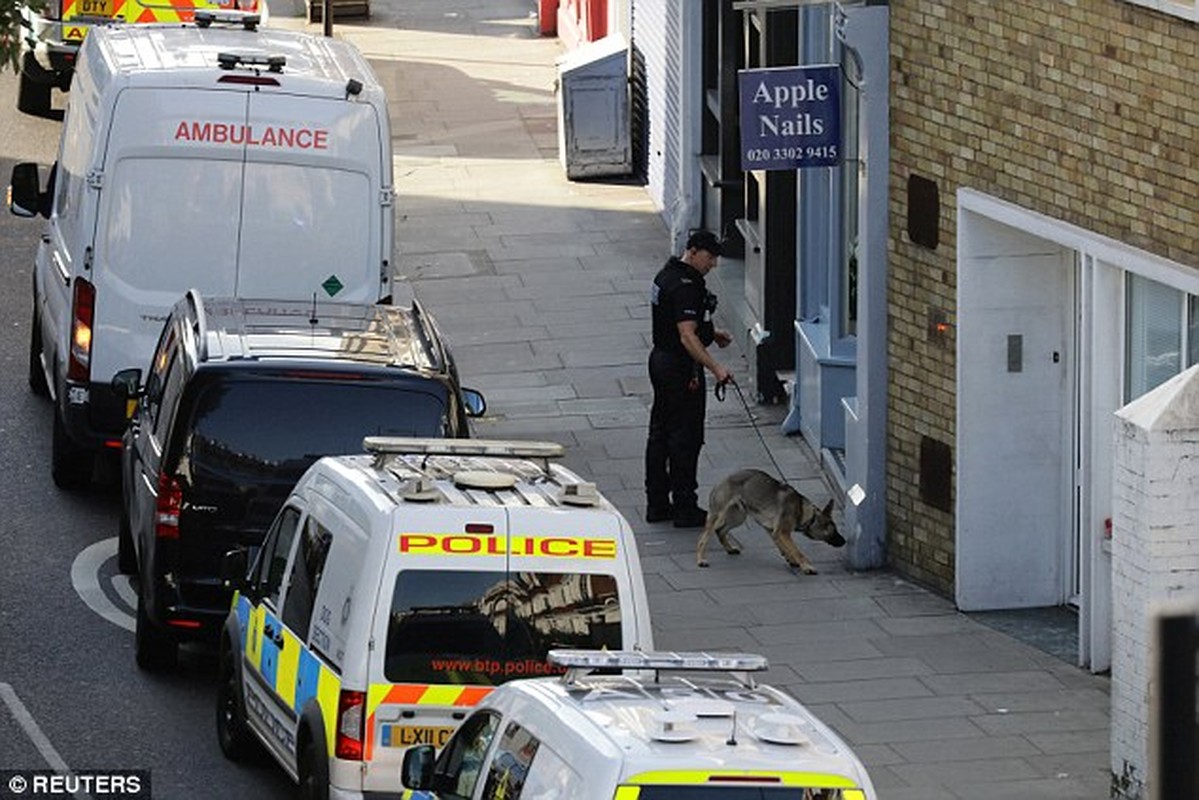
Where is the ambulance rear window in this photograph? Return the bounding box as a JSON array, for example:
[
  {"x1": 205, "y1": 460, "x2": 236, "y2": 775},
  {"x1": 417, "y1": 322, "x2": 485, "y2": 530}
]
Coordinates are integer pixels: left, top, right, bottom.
[{"x1": 384, "y1": 570, "x2": 622, "y2": 685}]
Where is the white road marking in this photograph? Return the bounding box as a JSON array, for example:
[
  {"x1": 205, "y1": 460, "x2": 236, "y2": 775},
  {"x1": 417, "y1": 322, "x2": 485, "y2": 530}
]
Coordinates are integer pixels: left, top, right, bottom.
[
  {"x1": 70, "y1": 538, "x2": 135, "y2": 633},
  {"x1": 0, "y1": 683, "x2": 90, "y2": 800},
  {"x1": 112, "y1": 574, "x2": 137, "y2": 609}
]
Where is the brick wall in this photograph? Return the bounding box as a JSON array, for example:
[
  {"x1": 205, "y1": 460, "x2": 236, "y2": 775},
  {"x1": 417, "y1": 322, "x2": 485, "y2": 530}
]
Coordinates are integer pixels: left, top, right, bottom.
[{"x1": 888, "y1": 1, "x2": 1199, "y2": 594}]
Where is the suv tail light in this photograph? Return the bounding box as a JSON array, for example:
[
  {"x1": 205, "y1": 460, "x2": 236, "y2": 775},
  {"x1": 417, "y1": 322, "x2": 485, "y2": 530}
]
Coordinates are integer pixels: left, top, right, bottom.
[
  {"x1": 155, "y1": 472, "x2": 182, "y2": 539},
  {"x1": 67, "y1": 277, "x2": 95, "y2": 383},
  {"x1": 334, "y1": 690, "x2": 366, "y2": 760}
]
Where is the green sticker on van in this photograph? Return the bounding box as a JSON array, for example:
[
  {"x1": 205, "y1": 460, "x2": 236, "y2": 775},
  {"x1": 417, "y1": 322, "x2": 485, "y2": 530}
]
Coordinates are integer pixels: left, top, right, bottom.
[{"x1": 322, "y1": 275, "x2": 344, "y2": 296}]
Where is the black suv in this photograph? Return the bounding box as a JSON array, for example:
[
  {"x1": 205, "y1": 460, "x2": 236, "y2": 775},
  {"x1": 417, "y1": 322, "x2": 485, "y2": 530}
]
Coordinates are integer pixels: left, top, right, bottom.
[{"x1": 115, "y1": 291, "x2": 484, "y2": 670}]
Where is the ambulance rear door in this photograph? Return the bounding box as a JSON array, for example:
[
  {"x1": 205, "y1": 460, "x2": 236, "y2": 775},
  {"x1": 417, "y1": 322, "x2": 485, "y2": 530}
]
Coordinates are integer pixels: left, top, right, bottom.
[
  {"x1": 238, "y1": 91, "x2": 386, "y2": 304},
  {"x1": 363, "y1": 506, "x2": 510, "y2": 791},
  {"x1": 91, "y1": 88, "x2": 245, "y2": 385}
]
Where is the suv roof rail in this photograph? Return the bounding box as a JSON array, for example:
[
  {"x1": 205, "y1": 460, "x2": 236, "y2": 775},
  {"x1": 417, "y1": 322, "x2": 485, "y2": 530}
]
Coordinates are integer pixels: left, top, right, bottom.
[
  {"x1": 549, "y1": 649, "x2": 768, "y2": 688},
  {"x1": 408, "y1": 300, "x2": 446, "y2": 371},
  {"x1": 184, "y1": 289, "x2": 208, "y2": 362}
]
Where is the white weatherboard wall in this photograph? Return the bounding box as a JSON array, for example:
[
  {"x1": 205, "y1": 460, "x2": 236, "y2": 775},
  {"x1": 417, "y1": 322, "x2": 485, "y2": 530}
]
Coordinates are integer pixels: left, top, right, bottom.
[
  {"x1": 1110, "y1": 364, "x2": 1199, "y2": 800},
  {"x1": 631, "y1": 1, "x2": 681, "y2": 230},
  {"x1": 631, "y1": 1, "x2": 700, "y2": 249}
]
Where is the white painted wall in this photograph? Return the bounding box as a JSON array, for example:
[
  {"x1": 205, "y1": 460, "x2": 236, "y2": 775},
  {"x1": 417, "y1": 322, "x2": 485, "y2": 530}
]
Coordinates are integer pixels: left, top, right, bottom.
[
  {"x1": 1078, "y1": 255, "x2": 1122, "y2": 672},
  {"x1": 1110, "y1": 365, "x2": 1199, "y2": 799}
]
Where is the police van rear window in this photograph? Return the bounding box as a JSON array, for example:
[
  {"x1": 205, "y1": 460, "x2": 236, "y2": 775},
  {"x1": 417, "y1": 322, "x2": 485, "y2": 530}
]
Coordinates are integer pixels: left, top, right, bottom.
[{"x1": 384, "y1": 570, "x2": 621, "y2": 685}]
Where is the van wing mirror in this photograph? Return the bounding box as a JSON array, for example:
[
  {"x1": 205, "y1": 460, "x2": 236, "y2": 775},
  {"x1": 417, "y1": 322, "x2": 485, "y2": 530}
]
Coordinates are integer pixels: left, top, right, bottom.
[
  {"x1": 462, "y1": 388, "x2": 486, "y2": 418},
  {"x1": 111, "y1": 368, "x2": 144, "y2": 399},
  {"x1": 400, "y1": 744, "x2": 436, "y2": 789},
  {"x1": 220, "y1": 548, "x2": 250, "y2": 591},
  {"x1": 8, "y1": 163, "x2": 44, "y2": 218}
]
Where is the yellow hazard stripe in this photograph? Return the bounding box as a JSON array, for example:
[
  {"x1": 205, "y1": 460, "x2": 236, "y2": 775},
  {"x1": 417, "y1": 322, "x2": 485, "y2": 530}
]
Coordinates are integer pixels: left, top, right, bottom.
[
  {"x1": 417, "y1": 684, "x2": 465, "y2": 706},
  {"x1": 62, "y1": 0, "x2": 258, "y2": 32},
  {"x1": 366, "y1": 683, "x2": 476, "y2": 719},
  {"x1": 317, "y1": 667, "x2": 340, "y2": 754},
  {"x1": 246, "y1": 604, "x2": 264, "y2": 671}
]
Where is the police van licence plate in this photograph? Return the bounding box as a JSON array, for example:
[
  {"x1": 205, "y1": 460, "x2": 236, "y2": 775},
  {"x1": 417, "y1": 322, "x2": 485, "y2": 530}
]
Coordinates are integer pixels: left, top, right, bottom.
[{"x1": 381, "y1": 725, "x2": 455, "y2": 748}]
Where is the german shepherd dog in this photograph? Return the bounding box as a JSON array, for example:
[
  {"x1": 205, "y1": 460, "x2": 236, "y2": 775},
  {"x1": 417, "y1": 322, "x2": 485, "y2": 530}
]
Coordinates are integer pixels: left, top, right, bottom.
[{"x1": 697, "y1": 469, "x2": 845, "y2": 574}]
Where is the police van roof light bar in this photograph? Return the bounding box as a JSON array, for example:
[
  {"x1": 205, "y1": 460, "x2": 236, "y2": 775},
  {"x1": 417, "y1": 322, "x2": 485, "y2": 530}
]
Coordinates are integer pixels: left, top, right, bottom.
[
  {"x1": 549, "y1": 649, "x2": 769, "y2": 686},
  {"x1": 195, "y1": 10, "x2": 261, "y2": 29},
  {"x1": 363, "y1": 437, "x2": 564, "y2": 460}
]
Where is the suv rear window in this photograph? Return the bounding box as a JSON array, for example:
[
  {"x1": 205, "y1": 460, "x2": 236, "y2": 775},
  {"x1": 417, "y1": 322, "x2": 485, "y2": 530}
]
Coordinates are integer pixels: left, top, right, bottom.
[
  {"x1": 384, "y1": 570, "x2": 622, "y2": 685},
  {"x1": 187, "y1": 377, "x2": 450, "y2": 468}
]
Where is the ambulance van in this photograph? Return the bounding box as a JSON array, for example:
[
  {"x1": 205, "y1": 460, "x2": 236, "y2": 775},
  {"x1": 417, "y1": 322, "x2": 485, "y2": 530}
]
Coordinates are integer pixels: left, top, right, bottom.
[
  {"x1": 8, "y1": 15, "x2": 396, "y2": 490},
  {"x1": 216, "y1": 437, "x2": 654, "y2": 800},
  {"x1": 400, "y1": 649, "x2": 879, "y2": 800}
]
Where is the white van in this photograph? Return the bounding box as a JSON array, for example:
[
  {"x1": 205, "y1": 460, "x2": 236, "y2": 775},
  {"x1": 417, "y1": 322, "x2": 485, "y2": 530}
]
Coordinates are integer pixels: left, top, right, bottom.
[
  {"x1": 216, "y1": 437, "x2": 654, "y2": 800},
  {"x1": 400, "y1": 649, "x2": 879, "y2": 800},
  {"x1": 8, "y1": 14, "x2": 396, "y2": 489}
]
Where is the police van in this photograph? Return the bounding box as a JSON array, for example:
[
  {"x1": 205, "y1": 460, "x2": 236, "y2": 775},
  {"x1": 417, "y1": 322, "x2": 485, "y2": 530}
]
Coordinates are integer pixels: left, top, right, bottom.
[
  {"x1": 14, "y1": 0, "x2": 263, "y2": 117},
  {"x1": 399, "y1": 650, "x2": 878, "y2": 800},
  {"x1": 216, "y1": 438, "x2": 654, "y2": 800},
  {"x1": 8, "y1": 15, "x2": 397, "y2": 490}
]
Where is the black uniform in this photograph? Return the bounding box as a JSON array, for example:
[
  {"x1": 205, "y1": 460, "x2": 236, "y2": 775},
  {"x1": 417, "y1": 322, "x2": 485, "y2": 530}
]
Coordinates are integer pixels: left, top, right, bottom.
[{"x1": 645, "y1": 256, "x2": 717, "y2": 518}]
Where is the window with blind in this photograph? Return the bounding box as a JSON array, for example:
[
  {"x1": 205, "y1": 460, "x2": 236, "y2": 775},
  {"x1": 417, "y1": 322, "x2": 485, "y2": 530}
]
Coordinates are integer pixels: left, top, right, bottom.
[{"x1": 1124, "y1": 273, "x2": 1195, "y2": 402}]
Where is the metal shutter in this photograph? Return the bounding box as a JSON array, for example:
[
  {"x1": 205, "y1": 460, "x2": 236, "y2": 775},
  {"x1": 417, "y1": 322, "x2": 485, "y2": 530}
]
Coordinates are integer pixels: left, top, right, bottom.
[{"x1": 630, "y1": 0, "x2": 682, "y2": 222}]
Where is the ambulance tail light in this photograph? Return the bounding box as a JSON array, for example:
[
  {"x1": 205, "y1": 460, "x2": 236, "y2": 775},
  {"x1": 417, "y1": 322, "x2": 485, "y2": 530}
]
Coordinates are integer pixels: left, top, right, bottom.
[
  {"x1": 155, "y1": 472, "x2": 182, "y2": 540},
  {"x1": 67, "y1": 277, "x2": 95, "y2": 383},
  {"x1": 335, "y1": 689, "x2": 366, "y2": 760}
]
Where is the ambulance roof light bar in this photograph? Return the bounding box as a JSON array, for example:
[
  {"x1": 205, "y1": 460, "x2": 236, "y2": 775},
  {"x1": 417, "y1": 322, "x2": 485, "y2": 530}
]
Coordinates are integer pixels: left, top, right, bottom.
[
  {"x1": 195, "y1": 10, "x2": 262, "y2": 30},
  {"x1": 549, "y1": 649, "x2": 769, "y2": 687},
  {"x1": 217, "y1": 51, "x2": 286, "y2": 72}
]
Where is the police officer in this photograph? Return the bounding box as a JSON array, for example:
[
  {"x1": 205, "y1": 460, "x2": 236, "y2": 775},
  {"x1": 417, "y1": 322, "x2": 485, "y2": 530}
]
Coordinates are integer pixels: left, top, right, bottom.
[{"x1": 644, "y1": 230, "x2": 733, "y2": 528}]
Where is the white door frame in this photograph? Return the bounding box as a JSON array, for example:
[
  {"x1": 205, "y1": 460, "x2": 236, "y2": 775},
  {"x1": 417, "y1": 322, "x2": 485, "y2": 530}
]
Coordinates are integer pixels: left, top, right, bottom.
[{"x1": 956, "y1": 189, "x2": 1199, "y2": 671}]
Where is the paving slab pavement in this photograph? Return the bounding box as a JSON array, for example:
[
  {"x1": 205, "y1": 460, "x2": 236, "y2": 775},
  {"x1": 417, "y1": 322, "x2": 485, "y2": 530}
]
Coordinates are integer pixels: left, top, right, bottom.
[{"x1": 271, "y1": 1, "x2": 1113, "y2": 796}]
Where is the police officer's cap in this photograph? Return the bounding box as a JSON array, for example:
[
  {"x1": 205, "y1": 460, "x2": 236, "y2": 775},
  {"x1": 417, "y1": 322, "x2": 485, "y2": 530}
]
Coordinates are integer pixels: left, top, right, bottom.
[{"x1": 686, "y1": 230, "x2": 723, "y2": 257}]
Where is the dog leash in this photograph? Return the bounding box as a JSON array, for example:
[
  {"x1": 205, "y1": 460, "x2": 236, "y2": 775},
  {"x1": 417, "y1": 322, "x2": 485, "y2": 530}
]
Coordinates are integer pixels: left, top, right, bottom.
[{"x1": 714, "y1": 378, "x2": 788, "y2": 483}]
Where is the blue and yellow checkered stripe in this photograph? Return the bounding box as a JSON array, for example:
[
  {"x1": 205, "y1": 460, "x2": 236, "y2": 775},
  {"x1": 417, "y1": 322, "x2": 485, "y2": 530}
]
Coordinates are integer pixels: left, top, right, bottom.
[{"x1": 236, "y1": 595, "x2": 341, "y2": 753}]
